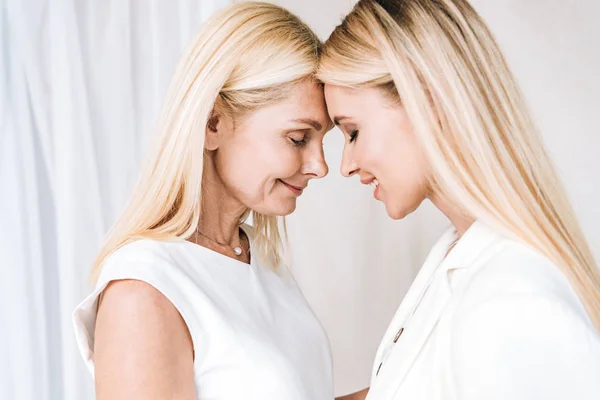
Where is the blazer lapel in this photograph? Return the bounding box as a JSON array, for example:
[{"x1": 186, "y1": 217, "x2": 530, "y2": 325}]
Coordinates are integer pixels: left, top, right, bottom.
[
  {"x1": 373, "y1": 267, "x2": 453, "y2": 399},
  {"x1": 369, "y1": 227, "x2": 456, "y2": 387},
  {"x1": 370, "y1": 221, "x2": 505, "y2": 400}
]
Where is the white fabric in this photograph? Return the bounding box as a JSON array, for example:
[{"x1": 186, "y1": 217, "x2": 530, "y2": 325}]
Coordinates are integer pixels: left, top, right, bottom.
[
  {"x1": 0, "y1": 1, "x2": 231, "y2": 399},
  {"x1": 367, "y1": 221, "x2": 600, "y2": 400},
  {"x1": 72, "y1": 225, "x2": 334, "y2": 400}
]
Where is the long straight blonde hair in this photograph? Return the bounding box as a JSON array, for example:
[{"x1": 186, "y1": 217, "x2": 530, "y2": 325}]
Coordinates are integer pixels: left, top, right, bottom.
[
  {"x1": 91, "y1": 2, "x2": 321, "y2": 282},
  {"x1": 318, "y1": 0, "x2": 600, "y2": 330}
]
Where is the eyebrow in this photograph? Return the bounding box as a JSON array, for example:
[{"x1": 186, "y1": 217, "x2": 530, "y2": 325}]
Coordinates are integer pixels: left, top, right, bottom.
[
  {"x1": 333, "y1": 116, "x2": 351, "y2": 126},
  {"x1": 292, "y1": 118, "x2": 323, "y2": 131}
]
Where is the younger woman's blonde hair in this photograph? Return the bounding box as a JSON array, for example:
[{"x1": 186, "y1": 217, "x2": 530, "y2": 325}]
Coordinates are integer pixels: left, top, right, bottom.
[
  {"x1": 91, "y1": 2, "x2": 321, "y2": 282},
  {"x1": 318, "y1": 0, "x2": 600, "y2": 330}
]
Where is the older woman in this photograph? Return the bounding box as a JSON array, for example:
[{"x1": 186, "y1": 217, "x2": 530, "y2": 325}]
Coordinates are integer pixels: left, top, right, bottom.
[{"x1": 73, "y1": 3, "x2": 333, "y2": 399}]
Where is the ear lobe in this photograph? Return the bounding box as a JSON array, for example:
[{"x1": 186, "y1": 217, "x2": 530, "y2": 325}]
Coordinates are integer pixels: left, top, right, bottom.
[{"x1": 205, "y1": 112, "x2": 220, "y2": 151}]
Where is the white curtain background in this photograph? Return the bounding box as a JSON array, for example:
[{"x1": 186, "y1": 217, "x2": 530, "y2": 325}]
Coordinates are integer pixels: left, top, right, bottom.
[
  {"x1": 1, "y1": 0, "x2": 599, "y2": 399},
  {"x1": 1, "y1": 0, "x2": 232, "y2": 399}
]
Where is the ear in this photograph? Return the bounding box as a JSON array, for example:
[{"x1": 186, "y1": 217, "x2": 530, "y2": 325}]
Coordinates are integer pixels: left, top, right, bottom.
[{"x1": 205, "y1": 111, "x2": 221, "y2": 151}]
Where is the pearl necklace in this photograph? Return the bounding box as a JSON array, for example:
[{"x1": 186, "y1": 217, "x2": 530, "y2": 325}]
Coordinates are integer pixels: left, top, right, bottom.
[{"x1": 195, "y1": 230, "x2": 247, "y2": 257}]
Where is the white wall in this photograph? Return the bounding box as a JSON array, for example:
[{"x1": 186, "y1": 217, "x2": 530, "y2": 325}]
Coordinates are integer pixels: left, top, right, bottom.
[{"x1": 260, "y1": 0, "x2": 600, "y2": 396}]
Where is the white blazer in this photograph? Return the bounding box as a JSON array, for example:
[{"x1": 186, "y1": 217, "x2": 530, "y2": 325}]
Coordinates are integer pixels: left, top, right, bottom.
[{"x1": 367, "y1": 221, "x2": 600, "y2": 400}]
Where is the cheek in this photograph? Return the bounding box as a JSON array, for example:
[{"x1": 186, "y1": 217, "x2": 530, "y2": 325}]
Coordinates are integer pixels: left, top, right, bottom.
[
  {"x1": 252, "y1": 146, "x2": 303, "y2": 190},
  {"x1": 388, "y1": 152, "x2": 428, "y2": 213},
  {"x1": 269, "y1": 148, "x2": 303, "y2": 178},
  {"x1": 215, "y1": 143, "x2": 261, "y2": 194},
  {"x1": 216, "y1": 142, "x2": 302, "y2": 199},
  {"x1": 242, "y1": 146, "x2": 303, "y2": 216},
  {"x1": 355, "y1": 137, "x2": 387, "y2": 172},
  {"x1": 356, "y1": 131, "x2": 405, "y2": 181},
  {"x1": 380, "y1": 136, "x2": 430, "y2": 217}
]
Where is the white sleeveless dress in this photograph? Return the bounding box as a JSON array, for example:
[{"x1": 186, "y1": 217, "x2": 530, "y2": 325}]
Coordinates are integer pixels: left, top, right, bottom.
[{"x1": 73, "y1": 227, "x2": 334, "y2": 399}]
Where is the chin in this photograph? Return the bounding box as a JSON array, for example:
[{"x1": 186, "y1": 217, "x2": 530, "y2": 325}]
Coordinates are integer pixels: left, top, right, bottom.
[
  {"x1": 277, "y1": 201, "x2": 297, "y2": 216},
  {"x1": 257, "y1": 199, "x2": 297, "y2": 217},
  {"x1": 385, "y1": 197, "x2": 425, "y2": 220},
  {"x1": 386, "y1": 206, "x2": 409, "y2": 220}
]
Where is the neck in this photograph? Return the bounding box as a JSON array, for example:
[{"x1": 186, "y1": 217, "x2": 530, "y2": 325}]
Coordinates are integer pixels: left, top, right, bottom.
[
  {"x1": 429, "y1": 193, "x2": 475, "y2": 237},
  {"x1": 197, "y1": 155, "x2": 248, "y2": 246}
]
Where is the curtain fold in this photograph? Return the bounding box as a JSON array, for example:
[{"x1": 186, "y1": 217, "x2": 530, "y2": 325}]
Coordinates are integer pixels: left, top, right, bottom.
[{"x1": 1, "y1": 1, "x2": 231, "y2": 398}]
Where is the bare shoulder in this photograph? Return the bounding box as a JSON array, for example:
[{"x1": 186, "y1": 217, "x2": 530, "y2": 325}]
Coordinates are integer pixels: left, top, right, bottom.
[
  {"x1": 336, "y1": 387, "x2": 370, "y2": 400},
  {"x1": 94, "y1": 279, "x2": 196, "y2": 400},
  {"x1": 97, "y1": 278, "x2": 189, "y2": 334}
]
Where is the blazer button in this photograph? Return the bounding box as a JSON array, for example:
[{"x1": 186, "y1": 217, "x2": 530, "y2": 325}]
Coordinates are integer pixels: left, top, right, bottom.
[{"x1": 393, "y1": 327, "x2": 404, "y2": 343}]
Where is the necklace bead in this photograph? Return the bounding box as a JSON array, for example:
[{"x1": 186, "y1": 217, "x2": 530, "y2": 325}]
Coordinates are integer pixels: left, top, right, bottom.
[{"x1": 196, "y1": 229, "x2": 246, "y2": 257}]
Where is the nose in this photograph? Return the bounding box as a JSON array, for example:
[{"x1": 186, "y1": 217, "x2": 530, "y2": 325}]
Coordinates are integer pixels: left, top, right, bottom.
[
  {"x1": 302, "y1": 144, "x2": 329, "y2": 179},
  {"x1": 340, "y1": 144, "x2": 359, "y2": 177}
]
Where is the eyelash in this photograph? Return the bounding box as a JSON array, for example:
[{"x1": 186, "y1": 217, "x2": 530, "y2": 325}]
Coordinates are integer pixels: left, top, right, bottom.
[
  {"x1": 289, "y1": 137, "x2": 307, "y2": 146},
  {"x1": 349, "y1": 130, "x2": 359, "y2": 143}
]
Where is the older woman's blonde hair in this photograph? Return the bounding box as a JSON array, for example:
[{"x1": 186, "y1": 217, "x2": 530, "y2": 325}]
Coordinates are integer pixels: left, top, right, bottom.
[
  {"x1": 91, "y1": 2, "x2": 321, "y2": 282},
  {"x1": 318, "y1": 0, "x2": 600, "y2": 330}
]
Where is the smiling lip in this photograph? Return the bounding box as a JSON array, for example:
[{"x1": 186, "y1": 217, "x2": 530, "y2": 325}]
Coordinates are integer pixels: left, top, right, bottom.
[
  {"x1": 279, "y1": 180, "x2": 305, "y2": 196},
  {"x1": 361, "y1": 178, "x2": 375, "y2": 185},
  {"x1": 360, "y1": 178, "x2": 381, "y2": 200}
]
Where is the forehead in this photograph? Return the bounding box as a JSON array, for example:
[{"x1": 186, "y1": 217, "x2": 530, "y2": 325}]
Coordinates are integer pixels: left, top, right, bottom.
[
  {"x1": 242, "y1": 81, "x2": 330, "y2": 128},
  {"x1": 324, "y1": 85, "x2": 388, "y2": 115}
]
